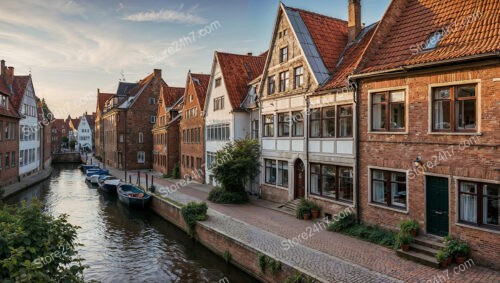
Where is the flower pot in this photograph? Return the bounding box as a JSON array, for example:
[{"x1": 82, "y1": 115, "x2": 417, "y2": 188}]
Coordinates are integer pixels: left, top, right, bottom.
[
  {"x1": 401, "y1": 244, "x2": 410, "y2": 252},
  {"x1": 439, "y1": 261, "x2": 448, "y2": 268},
  {"x1": 311, "y1": 209, "x2": 320, "y2": 219},
  {"x1": 455, "y1": 256, "x2": 466, "y2": 264},
  {"x1": 446, "y1": 257, "x2": 453, "y2": 265},
  {"x1": 303, "y1": 213, "x2": 310, "y2": 220},
  {"x1": 410, "y1": 229, "x2": 417, "y2": 237}
]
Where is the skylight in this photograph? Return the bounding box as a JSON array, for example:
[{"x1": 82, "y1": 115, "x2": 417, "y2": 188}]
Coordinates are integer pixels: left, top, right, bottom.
[{"x1": 423, "y1": 31, "x2": 443, "y2": 50}]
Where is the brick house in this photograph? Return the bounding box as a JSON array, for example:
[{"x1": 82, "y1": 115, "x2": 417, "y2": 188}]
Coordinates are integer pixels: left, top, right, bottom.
[
  {"x1": 179, "y1": 72, "x2": 210, "y2": 183},
  {"x1": 258, "y1": 2, "x2": 371, "y2": 217},
  {"x1": 37, "y1": 98, "x2": 52, "y2": 169},
  {"x1": 350, "y1": 0, "x2": 500, "y2": 268},
  {"x1": 152, "y1": 84, "x2": 184, "y2": 175},
  {"x1": 0, "y1": 60, "x2": 21, "y2": 187},
  {"x1": 102, "y1": 70, "x2": 166, "y2": 171},
  {"x1": 204, "y1": 51, "x2": 266, "y2": 186},
  {"x1": 94, "y1": 89, "x2": 113, "y2": 159},
  {"x1": 51, "y1": 118, "x2": 68, "y2": 153}
]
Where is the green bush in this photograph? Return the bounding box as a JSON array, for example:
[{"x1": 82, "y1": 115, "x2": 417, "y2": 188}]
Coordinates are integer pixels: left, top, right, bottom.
[
  {"x1": 327, "y1": 212, "x2": 356, "y2": 232},
  {"x1": 0, "y1": 201, "x2": 85, "y2": 282},
  {"x1": 269, "y1": 259, "x2": 282, "y2": 275},
  {"x1": 435, "y1": 249, "x2": 448, "y2": 263},
  {"x1": 258, "y1": 253, "x2": 267, "y2": 273},
  {"x1": 394, "y1": 232, "x2": 414, "y2": 249},
  {"x1": 295, "y1": 198, "x2": 314, "y2": 219},
  {"x1": 445, "y1": 238, "x2": 470, "y2": 258},
  {"x1": 223, "y1": 250, "x2": 231, "y2": 264},
  {"x1": 399, "y1": 219, "x2": 419, "y2": 234},
  {"x1": 172, "y1": 163, "x2": 180, "y2": 179},
  {"x1": 208, "y1": 187, "x2": 249, "y2": 204},
  {"x1": 332, "y1": 223, "x2": 396, "y2": 248},
  {"x1": 180, "y1": 202, "x2": 208, "y2": 236}
]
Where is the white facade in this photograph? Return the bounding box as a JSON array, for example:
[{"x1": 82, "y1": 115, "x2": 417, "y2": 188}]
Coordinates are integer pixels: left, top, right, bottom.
[
  {"x1": 77, "y1": 116, "x2": 92, "y2": 151},
  {"x1": 19, "y1": 79, "x2": 41, "y2": 176},
  {"x1": 204, "y1": 58, "x2": 250, "y2": 185}
]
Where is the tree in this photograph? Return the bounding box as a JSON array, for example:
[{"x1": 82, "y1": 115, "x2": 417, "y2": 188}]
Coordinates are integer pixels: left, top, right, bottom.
[
  {"x1": 209, "y1": 139, "x2": 260, "y2": 203},
  {"x1": 0, "y1": 201, "x2": 85, "y2": 282}
]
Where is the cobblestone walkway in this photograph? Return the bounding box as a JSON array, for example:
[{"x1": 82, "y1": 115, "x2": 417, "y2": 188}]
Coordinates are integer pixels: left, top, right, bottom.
[{"x1": 104, "y1": 167, "x2": 500, "y2": 283}]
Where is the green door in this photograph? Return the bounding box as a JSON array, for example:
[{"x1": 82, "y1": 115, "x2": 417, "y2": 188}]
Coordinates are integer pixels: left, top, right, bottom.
[{"x1": 426, "y1": 176, "x2": 449, "y2": 236}]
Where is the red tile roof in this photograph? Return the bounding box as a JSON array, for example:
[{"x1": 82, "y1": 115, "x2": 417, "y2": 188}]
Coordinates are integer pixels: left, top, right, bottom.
[
  {"x1": 85, "y1": 114, "x2": 95, "y2": 128},
  {"x1": 319, "y1": 24, "x2": 378, "y2": 90},
  {"x1": 161, "y1": 85, "x2": 185, "y2": 107},
  {"x1": 71, "y1": 118, "x2": 80, "y2": 129},
  {"x1": 360, "y1": 0, "x2": 500, "y2": 73},
  {"x1": 11, "y1": 76, "x2": 30, "y2": 112},
  {"x1": 288, "y1": 7, "x2": 348, "y2": 73},
  {"x1": 216, "y1": 51, "x2": 267, "y2": 109},
  {"x1": 97, "y1": 92, "x2": 113, "y2": 111},
  {"x1": 189, "y1": 73, "x2": 210, "y2": 111},
  {"x1": 52, "y1": 118, "x2": 66, "y2": 130}
]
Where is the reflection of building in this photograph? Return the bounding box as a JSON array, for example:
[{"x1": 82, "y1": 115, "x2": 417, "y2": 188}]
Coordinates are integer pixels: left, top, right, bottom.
[
  {"x1": 102, "y1": 69, "x2": 166, "y2": 170},
  {"x1": 0, "y1": 60, "x2": 21, "y2": 186},
  {"x1": 95, "y1": 89, "x2": 113, "y2": 159},
  {"x1": 204, "y1": 51, "x2": 266, "y2": 186},
  {"x1": 152, "y1": 84, "x2": 184, "y2": 175},
  {"x1": 179, "y1": 72, "x2": 209, "y2": 183}
]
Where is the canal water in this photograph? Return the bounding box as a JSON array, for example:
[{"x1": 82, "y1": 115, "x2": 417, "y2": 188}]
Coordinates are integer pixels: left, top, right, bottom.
[{"x1": 5, "y1": 164, "x2": 258, "y2": 283}]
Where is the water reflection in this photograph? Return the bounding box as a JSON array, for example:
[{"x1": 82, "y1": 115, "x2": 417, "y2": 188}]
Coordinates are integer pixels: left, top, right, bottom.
[{"x1": 6, "y1": 164, "x2": 257, "y2": 283}]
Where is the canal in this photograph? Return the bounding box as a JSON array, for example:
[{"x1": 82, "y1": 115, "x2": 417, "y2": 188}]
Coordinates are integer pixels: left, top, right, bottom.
[{"x1": 5, "y1": 164, "x2": 258, "y2": 283}]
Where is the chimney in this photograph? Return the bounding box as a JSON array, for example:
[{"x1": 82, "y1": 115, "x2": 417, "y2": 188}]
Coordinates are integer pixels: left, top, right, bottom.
[
  {"x1": 1, "y1": 60, "x2": 5, "y2": 76},
  {"x1": 348, "y1": 0, "x2": 362, "y2": 43},
  {"x1": 247, "y1": 52, "x2": 253, "y2": 56},
  {"x1": 154, "y1": 69, "x2": 162, "y2": 78},
  {"x1": 97, "y1": 88, "x2": 100, "y2": 94}
]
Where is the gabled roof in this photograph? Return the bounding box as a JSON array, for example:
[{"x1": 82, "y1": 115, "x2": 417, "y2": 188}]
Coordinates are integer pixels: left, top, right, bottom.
[
  {"x1": 52, "y1": 118, "x2": 66, "y2": 129},
  {"x1": 84, "y1": 114, "x2": 95, "y2": 128},
  {"x1": 97, "y1": 92, "x2": 113, "y2": 111},
  {"x1": 118, "y1": 72, "x2": 166, "y2": 109},
  {"x1": 215, "y1": 51, "x2": 267, "y2": 110},
  {"x1": 280, "y1": 4, "x2": 348, "y2": 85},
  {"x1": 11, "y1": 76, "x2": 31, "y2": 112},
  {"x1": 189, "y1": 73, "x2": 210, "y2": 110},
  {"x1": 359, "y1": 0, "x2": 500, "y2": 73},
  {"x1": 71, "y1": 118, "x2": 80, "y2": 129},
  {"x1": 116, "y1": 82, "x2": 137, "y2": 97},
  {"x1": 319, "y1": 23, "x2": 378, "y2": 90},
  {"x1": 161, "y1": 85, "x2": 185, "y2": 108},
  {"x1": 0, "y1": 96, "x2": 20, "y2": 119}
]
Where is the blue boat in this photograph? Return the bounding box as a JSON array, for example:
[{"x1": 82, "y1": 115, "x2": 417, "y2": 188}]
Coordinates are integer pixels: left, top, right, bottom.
[
  {"x1": 98, "y1": 176, "x2": 120, "y2": 193},
  {"x1": 117, "y1": 184, "x2": 151, "y2": 208},
  {"x1": 85, "y1": 169, "x2": 109, "y2": 178}
]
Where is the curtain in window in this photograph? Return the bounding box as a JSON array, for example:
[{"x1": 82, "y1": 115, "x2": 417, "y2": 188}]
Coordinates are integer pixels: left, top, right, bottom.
[
  {"x1": 460, "y1": 183, "x2": 477, "y2": 223},
  {"x1": 372, "y1": 170, "x2": 385, "y2": 203},
  {"x1": 310, "y1": 164, "x2": 320, "y2": 194}
]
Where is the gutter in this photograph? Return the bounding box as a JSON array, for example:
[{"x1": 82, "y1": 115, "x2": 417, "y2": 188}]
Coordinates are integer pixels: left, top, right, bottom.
[
  {"x1": 349, "y1": 52, "x2": 500, "y2": 79},
  {"x1": 353, "y1": 78, "x2": 361, "y2": 225}
]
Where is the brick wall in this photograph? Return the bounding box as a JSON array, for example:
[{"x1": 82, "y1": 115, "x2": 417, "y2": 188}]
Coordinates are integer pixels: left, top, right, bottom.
[
  {"x1": 358, "y1": 64, "x2": 500, "y2": 268},
  {"x1": 0, "y1": 117, "x2": 19, "y2": 186}
]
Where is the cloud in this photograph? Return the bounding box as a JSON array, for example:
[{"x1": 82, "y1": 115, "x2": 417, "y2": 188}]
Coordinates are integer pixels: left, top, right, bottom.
[{"x1": 122, "y1": 7, "x2": 207, "y2": 24}]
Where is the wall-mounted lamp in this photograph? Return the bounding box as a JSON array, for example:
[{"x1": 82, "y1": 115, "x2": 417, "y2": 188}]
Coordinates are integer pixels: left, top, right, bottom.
[{"x1": 413, "y1": 156, "x2": 423, "y2": 167}]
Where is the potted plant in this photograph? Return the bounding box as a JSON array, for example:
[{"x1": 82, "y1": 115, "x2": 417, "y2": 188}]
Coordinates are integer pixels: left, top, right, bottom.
[
  {"x1": 400, "y1": 219, "x2": 419, "y2": 237},
  {"x1": 396, "y1": 232, "x2": 414, "y2": 251},
  {"x1": 295, "y1": 198, "x2": 312, "y2": 220},
  {"x1": 454, "y1": 242, "x2": 470, "y2": 264},
  {"x1": 444, "y1": 238, "x2": 459, "y2": 261},
  {"x1": 310, "y1": 203, "x2": 320, "y2": 219},
  {"x1": 435, "y1": 250, "x2": 448, "y2": 268},
  {"x1": 149, "y1": 185, "x2": 156, "y2": 193}
]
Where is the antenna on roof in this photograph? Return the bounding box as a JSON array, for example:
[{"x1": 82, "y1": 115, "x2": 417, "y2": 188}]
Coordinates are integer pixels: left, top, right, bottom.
[{"x1": 120, "y1": 70, "x2": 126, "y2": 82}]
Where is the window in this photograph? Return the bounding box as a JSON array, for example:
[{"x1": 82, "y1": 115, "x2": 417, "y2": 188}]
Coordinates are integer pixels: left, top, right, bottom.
[
  {"x1": 433, "y1": 85, "x2": 476, "y2": 132},
  {"x1": 338, "y1": 105, "x2": 353, "y2": 137},
  {"x1": 423, "y1": 31, "x2": 443, "y2": 50},
  {"x1": 277, "y1": 161, "x2": 288, "y2": 187},
  {"x1": 277, "y1": 113, "x2": 290, "y2": 137},
  {"x1": 0, "y1": 153, "x2": 2, "y2": 171},
  {"x1": 263, "y1": 115, "x2": 274, "y2": 137},
  {"x1": 371, "y1": 169, "x2": 407, "y2": 209},
  {"x1": 265, "y1": 159, "x2": 276, "y2": 184},
  {"x1": 215, "y1": 78, "x2": 221, "y2": 88},
  {"x1": 251, "y1": 120, "x2": 259, "y2": 139},
  {"x1": 291, "y1": 111, "x2": 303, "y2": 137},
  {"x1": 310, "y1": 109, "x2": 321, "y2": 138},
  {"x1": 150, "y1": 116, "x2": 156, "y2": 124},
  {"x1": 5, "y1": 152, "x2": 10, "y2": 168},
  {"x1": 294, "y1": 66, "x2": 304, "y2": 88},
  {"x1": 279, "y1": 71, "x2": 289, "y2": 92},
  {"x1": 207, "y1": 152, "x2": 216, "y2": 169},
  {"x1": 279, "y1": 47, "x2": 288, "y2": 63},
  {"x1": 206, "y1": 123, "x2": 230, "y2": 141},
  {"x1": 10, "y1": 151, "x2": 15, "y2": 167},
  {"x1": 310, "y1": 163, "x2": 353, "y2": 202},
  {"x1": 213, "y1": 97, "x2": 224, "y2": 111},
  {"x1": 138, "y1": 132, "x2": 144, "y2": 143},
  {"x1": 283, "y1": 29, "x2": 288, "y2": 36},
  {"x1": 149, "y1": 97, "x2": 156, "y2": 105},
  {"x1": 371, "y1": 90, "x2": 405, "y2": 131},
  {"x1": 119, "y1": 134, "x2": 124, "y2": 143},
  {"x1": 322, "y1": 107, "x2": 335, "y2": 137},
  {"x1": 137, "y1": 151, "x2": 145, "y2": 164},
  {"x1": 268, "y1": 76, "x2": 276, "y2": 95},
  {"x1": 459, "y1": 181, "x2": 499, "y2": 229},
  {"x1": 0, "y1": 95, "x2": 7, "y2": 108},
  {"x1": 189, "y1": 94, "x2": 193, "y2": 102},
  {"x1": 0, "y1": 122, "x2": 2, "y2": 141}
]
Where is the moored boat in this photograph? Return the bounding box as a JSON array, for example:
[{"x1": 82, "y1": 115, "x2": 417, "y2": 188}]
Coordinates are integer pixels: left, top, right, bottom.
[
  {"x1": 117, "y1": 184, "x2": 151, "y2": 208},
  {"x1": 80, "y1": 164, "x2": 99, "y2": 172},
  {"x1": 98, "y1": 178, "x2": 120, "y2": 194}
]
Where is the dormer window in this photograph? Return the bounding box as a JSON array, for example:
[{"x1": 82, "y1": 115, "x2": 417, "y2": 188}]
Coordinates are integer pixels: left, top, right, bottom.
[
  {"x1": 423, "y1": 31, "x2": 443, "y2": 51},
  {"x1": 0, "y1": 95, "x2": 7, "y2": 108}
]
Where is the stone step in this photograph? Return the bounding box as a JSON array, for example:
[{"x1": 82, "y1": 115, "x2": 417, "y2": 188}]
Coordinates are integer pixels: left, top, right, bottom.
[
  {"x1": 410, "y1": 243, "x2": 440, "y2": 257},
  {"x1": 396, "y1": 249, "x2": 440, "y2": 269},
  {"x1": 414, "y1": 237, "x2": 445, "y2": 250}
]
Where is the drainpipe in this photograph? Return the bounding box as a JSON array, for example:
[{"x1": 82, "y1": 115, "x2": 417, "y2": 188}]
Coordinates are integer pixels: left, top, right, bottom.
[
  {"x1": 354, "y1": 79, "x2": 361, "y2": 224},
  {"x1": 305, "y1": 95, "x2": 309, "y2": 200},
  {"x1": 124, "y1": 110, "x2": 127, "y2": 181}
]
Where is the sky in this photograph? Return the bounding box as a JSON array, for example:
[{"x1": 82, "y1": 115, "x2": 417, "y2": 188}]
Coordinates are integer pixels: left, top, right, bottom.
[{"x1": 0, "y1": 0, "x2": 390, "y2": 118}]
